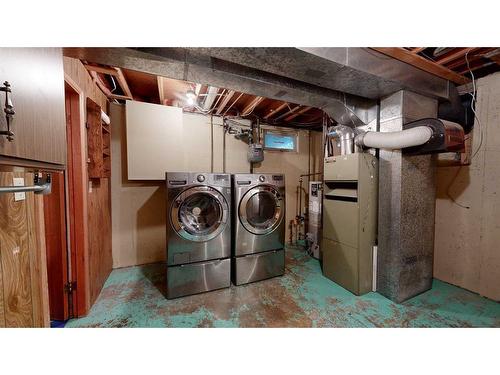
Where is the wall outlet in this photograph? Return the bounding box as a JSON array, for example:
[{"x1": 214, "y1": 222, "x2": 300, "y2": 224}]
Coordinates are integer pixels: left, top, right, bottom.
[{"x1": 13, "y1": 177, "x2": 25, "y2": 201}]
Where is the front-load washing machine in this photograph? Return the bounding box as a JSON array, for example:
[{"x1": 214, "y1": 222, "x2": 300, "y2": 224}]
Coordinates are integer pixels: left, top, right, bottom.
[
  {"x1": 232, "y1": 173, "x2": 286, "y2": 285},
  {"x1": 166, "y1": 172, "x2": 231, "y2": 298}
]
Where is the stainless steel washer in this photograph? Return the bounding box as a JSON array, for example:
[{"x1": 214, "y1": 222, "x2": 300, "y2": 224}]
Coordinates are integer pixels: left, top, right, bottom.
[
  {"x1": 166, "y1": 172, "x2": 231, "y2": 298},
  {"x1": 232, "y1": 173, "x2": 286, "y2": 285}
]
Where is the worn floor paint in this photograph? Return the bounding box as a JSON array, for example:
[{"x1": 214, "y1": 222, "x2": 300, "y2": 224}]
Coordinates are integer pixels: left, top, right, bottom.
[{"x1": 66, "y1": 246, "x2": 500, "y2": 328}]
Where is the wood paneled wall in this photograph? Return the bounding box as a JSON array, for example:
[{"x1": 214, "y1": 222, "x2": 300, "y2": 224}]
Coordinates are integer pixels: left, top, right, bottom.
[
  {"x1": 0, "y1": 48, "x2": 66, "y2": 165},
  {"x1": 63, "y1": 57, "x2": 107, "y2": 109},
  {"x1": 0, "y1": 172, "x2": 49, "y2": 327},
  {"x1": 63, "y1": 57, "x2": 112, "y2": 309}
]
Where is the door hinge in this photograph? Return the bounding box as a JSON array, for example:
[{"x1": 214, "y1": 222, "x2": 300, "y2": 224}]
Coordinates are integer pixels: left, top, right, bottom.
[{"x1": 64, "y1": 281, "x2": 76, "y2": 294}]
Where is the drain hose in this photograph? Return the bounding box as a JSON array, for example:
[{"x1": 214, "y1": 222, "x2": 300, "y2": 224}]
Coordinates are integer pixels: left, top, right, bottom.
[{"x1": 355, "y1": 126, "x2": 433, "y2": 149}]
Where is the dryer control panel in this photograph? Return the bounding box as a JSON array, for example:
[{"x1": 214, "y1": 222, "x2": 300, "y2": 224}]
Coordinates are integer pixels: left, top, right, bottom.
[
  {"x1": 233, "y1": 173, "x2": 285, "y2": 187},
  {"x1": 166, "y1": 172, "x2": 231, "y2": 187}
]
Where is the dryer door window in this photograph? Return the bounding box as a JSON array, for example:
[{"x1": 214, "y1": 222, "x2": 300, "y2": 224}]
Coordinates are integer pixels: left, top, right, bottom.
[
  {"x1": 171, "y1": 186, "x2": 228, "y2": 242},
  {"x1": 239, "y1": 186, "x2": 283, "y2": 235}
]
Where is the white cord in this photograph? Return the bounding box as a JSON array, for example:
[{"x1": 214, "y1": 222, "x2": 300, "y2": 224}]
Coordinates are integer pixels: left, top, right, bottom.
[
  {"x1": 446, "y1": 51, "x2": 483, "y2": 210},
  {"x1": 465, "y1": 50, "x2": 484, "y2": 160}
]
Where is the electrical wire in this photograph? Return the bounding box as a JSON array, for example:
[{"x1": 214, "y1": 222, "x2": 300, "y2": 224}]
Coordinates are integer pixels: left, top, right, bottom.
[
  {"x1": 465, "y1": 50, "x2": 484, "y2": 160},
  {"x1": 445, "y1": 166, "x2": 470, "y2": 209},
  {"x1": 110, "y1": 75, "x2": 117, "y2": 93},
  {"x1": 445, "y1": 50, "x2": 482, "y2": 210}
]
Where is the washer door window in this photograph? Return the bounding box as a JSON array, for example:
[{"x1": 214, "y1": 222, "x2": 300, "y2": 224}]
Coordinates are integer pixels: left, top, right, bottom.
[
  {"x1": 171, "y1": 186, "x2": 228, "y2": 242},
  {"x1": 239, "y1": 185, "x2": 283, "y2": 235}
]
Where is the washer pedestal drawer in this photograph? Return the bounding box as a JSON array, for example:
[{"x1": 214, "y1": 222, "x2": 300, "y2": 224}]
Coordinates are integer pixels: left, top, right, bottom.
[
  {"x1": 166, "y1": 258, "x2": 231, "y2": 299},
  {"x1": 233, "y1": 249, "x2": 285, "y2": 286}
]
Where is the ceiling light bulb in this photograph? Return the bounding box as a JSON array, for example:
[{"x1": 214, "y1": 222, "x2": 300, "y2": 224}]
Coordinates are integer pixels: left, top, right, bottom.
[
  {"x1": 186, "y1": 97, "x2": 194, "y2": 106},
  {"x1": 186, "y1": 90, "x2": 196, "y2": 99}
]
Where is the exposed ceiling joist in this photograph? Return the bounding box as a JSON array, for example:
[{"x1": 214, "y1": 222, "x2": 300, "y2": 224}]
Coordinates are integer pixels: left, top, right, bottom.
[
  {"x1": 263, "y1": 102, "x2": 288, "y2": 120},
  {"x1": 484, "y1": 48, "x2": 500, "y2": 65},
  {"x1": 284, "y1": 106, "x2": 313, "y2": 122},
  {"x1": 89, "y1": 70, "x2": 133, "y2": 100},
  {"x1": 435, "y1": 48, "x2": 479, "y2": 65},
  {"x1": 115, "y1": 68, "x2": 133, "y2": 98},
  {"x1": 241, "y1": 96, "x2": 264, "y2": 116},
  {"x1": 85, "y1": 63, "x2": 134, "y2": 100},
  {"x1": 275, "y1": 105, "x2": 301, "y2": 121},
  {"x1": 215, "y1": 90, "x2": 235, "y2": 115},
  {"x1": 157, "y1": 76, "x2": 165, "y2": 105},
  {"x1": 222, "y1": 92, "x2": 244, "y2": 116},
  {"x1": 458, "y1": 61, "x2": 495, "y2": 75},
  {"x1": 84, "y1": 64, "x2": 118, "y2": 76},
  {"x1": 410, "y1": 47, "x2": 426, "y2": 54},
  {"x1": 371, "y1": 47, "x2": 471, "y2": 85}
]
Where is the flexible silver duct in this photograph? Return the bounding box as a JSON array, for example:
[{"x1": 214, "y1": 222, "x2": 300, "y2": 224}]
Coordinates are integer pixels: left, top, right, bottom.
[{"x1": 355, "y1": 126, "x2": 433, "y2": 150}]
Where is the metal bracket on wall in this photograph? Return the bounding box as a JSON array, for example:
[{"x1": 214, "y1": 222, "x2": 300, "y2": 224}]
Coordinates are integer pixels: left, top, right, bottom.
[
  {"x1": 0, "y1": 172, "x2": 52, "y2": 195},
  {"x1": 0, "y1": 81, "x2": 15, "y2": 141}
]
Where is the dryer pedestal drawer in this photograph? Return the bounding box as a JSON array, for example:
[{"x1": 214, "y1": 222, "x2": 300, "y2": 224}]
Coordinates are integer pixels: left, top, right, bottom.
[
  {"x1": 233, "y1": 249, "x2": 285, "y2": 285},
  {"x1": 166, "y1": 258, "x2": 230, "y2": 299}
]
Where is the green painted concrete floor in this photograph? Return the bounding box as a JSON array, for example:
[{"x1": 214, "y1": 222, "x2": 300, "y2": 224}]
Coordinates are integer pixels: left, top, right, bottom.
[{"x1": 66, "y1": 246, "x2": 500, "y2": 328}]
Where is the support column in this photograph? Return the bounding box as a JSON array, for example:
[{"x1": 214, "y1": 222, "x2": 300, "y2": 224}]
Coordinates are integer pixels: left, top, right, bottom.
[{"x1": 377, "y1": 90, "x2": 438, "y2": 303}]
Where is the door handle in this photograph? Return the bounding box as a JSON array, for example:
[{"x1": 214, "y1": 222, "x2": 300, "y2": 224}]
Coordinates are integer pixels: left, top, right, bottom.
[
  {"x1": 0, "y1": 81, "x2": 15, "y2": 141},
  {"x1": 0, "y1": 173, "x2": 51, "y2": 195}
]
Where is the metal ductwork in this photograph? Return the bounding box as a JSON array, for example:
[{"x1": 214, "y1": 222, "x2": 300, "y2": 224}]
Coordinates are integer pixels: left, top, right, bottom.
[{"x1": 63, "y1": 47, "x2": 466, "y2": 128}]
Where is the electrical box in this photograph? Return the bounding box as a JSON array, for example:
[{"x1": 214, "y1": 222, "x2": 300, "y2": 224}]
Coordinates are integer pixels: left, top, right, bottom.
[
  {"x1": 306, "y1": 181, "x2": 322, "y2": 259},
  {"x1": 321, "y1": 152, "x2": 378, "y2": 295}
]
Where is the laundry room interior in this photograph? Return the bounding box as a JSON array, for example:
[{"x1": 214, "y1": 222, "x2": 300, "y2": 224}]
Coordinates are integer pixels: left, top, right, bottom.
[{"x1": 1, "y1": 47, "x2": 500, "y2": 328}]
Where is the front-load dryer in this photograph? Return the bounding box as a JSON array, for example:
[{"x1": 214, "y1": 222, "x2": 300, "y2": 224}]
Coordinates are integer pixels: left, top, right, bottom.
[
  {"x1": 232, "y1": 173, "x2": 286, "y2": 285},
  {"x1": 166, "y1": 172, "x2": 231, "y2": 298}
]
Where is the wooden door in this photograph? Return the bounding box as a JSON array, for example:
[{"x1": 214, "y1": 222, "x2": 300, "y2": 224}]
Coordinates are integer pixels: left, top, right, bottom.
[
  {"x1": 0, "y1": 48, "x2": 66, "y2": 165},
  {"x1": 0, "y1": 171, "x2": 50, "y2": 327},
  {"x1": 65, "y1": 82, "x2": 89, "y2": 317},
  {"x1": 43, "y1": 171, "x2": 69, "y2": 320}
]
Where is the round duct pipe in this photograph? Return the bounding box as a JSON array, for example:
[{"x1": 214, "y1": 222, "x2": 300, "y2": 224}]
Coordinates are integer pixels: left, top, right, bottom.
[{"x1": 355, "y1": 126, "x2": 433, "y2": 150}]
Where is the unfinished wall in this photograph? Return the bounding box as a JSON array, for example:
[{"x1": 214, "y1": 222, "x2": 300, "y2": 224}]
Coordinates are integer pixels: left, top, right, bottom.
[
  {"x1": 110, "y1": 102, "x2": 322, "y2": 268},
  {"x1": 434, "y1": 72, "x2": 500, "y2": 302}
]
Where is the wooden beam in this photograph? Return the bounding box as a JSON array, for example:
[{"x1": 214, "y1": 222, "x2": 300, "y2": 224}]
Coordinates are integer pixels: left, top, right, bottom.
[
  {"x1": 275, "y1": 105, "x2": 302, "y2": 121},
  {"x1": 284, "y1": 106, "x2": 313, "y2": 122},
  {"x1": 114, "y1": 68, "x2": 133, "y2": 98},
  {"x1": 371, "y1": 47, "x2": 470, "y2": 85},
  {"x1": 435, "y1": 48, "x2": 479, "y2": 66},
  {"x1": 215, "y1": 90, "x2": 235, "y2": 115},
  {"x1": 410, "y1": 47, "x2": 426, "y2": 54},
  {"x1": 90, "y1": 70, "x2": 132, "y2": 101},
  {"x1": 222, "y1": 92, "x2": 244, "y2": 116},
  {"x1": 458, "y1": 61, "x2": 494, "y2": 75},
  {"x1": 157, "y1": 76, "x2": 166, "y2": 105},
  {"x1": 83, "y1": 64, "x2": 118, "y2": 76},
  {"x1": 489, "y1": 55, "x2": 500, "y2": 65},
  {"x1": 241, "y1": 96, "x2": 264, "y2": 116},
  {"x1": 263, "y1": 102, "x2": 288, "y2": 120},
  {"x1": 484, "y1": 48, "x2": 500, "y2": 65}
]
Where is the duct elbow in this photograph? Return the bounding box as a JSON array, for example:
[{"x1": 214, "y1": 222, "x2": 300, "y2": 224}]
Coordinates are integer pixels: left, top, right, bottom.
[{"x1": 355, "y1": 126, "x2": 433, "y2": 150}]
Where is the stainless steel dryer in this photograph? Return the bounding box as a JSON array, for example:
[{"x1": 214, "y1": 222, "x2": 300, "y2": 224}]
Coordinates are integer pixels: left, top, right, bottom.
[
  {"x1": 232, "y1": 173, "x2": 286, "y2": 285},
  {"x1": 166, "y1": 172, "x2": 231, "y2": 298}
]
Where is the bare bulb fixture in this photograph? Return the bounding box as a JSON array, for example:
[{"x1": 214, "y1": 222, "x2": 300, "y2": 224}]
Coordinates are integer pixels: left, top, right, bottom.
[{"x1": 185, "y1": 89, "x2": 196, "y2": 107}]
